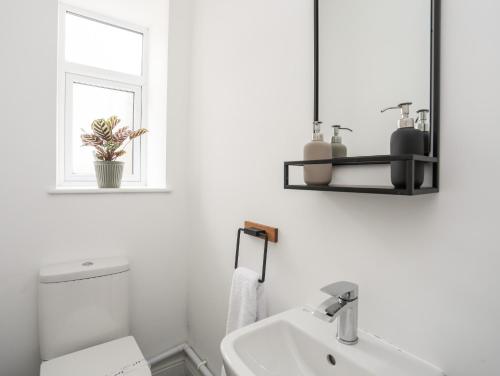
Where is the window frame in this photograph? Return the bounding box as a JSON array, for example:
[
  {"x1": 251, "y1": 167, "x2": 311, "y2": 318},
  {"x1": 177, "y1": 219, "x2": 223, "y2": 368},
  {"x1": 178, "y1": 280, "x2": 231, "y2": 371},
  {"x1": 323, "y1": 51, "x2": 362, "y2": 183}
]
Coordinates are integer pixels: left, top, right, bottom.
[{"x1": 57, "y1": 4, "x2": 149, "y2": 187}]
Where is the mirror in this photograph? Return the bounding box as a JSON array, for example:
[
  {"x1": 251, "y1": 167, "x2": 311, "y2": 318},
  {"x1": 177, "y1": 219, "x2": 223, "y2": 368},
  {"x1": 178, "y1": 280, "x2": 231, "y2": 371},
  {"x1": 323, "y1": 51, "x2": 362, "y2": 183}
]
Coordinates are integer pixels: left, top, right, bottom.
[{"x1": 316, "y1": 0, "x2": 437, "y2": 157}]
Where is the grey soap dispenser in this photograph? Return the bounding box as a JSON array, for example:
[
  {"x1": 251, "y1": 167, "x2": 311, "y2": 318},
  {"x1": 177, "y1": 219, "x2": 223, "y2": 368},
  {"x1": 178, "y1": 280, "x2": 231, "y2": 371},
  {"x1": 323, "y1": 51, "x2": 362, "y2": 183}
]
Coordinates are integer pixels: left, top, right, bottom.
[
  {"x1": 303, "y1": 121, "x2": 333, "y2": 186},
  {"x1": 416, "y1": 109, "x2": 430, "y2": 156},
  {"x1": 381, "y1": 102, "x2": 424, "y2": 189},
  {"x1": 331, "y1": 125, "x2": 353, "y2": 158}
]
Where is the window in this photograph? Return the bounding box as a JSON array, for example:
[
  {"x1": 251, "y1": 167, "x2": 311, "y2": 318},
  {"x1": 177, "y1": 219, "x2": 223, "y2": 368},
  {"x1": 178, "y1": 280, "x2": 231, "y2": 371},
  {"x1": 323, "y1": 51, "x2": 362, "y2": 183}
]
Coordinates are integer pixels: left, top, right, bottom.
[{"x1": 57, "y1": 5, "x2": 148, "y2": 186}]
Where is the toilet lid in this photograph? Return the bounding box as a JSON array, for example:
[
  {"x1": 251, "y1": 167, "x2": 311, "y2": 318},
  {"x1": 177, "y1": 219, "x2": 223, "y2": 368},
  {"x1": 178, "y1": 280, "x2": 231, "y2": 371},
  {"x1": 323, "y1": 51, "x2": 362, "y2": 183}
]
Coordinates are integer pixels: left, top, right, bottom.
[{"x1": 40, "y1": 336, "x2": 151, "y2": 376}]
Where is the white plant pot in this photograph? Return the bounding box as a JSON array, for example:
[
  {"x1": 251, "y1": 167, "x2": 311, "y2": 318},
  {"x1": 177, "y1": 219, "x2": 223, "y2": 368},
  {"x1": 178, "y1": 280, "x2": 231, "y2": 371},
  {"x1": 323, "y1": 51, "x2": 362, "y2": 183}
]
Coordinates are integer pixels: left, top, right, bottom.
[{"x1": 94, "y1": 161, "x2": 124, "y2": 188}]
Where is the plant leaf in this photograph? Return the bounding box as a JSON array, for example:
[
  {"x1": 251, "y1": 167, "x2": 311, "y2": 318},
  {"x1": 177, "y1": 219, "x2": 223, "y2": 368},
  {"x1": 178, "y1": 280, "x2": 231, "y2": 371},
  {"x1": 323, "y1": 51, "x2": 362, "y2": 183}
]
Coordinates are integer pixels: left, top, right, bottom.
[
  {"x1": 107, "y1": 115, "x2": 121, "y2": 129},
  {"x1": 81, "y1": 133, "x2": 103, "y2": 147},
  {"x1": 105, "y1": 141, "x2": 120, "y2": 152},
  {"x1": 129, "y1": 128, "x2": 148, "y2": 140},
  {"x1": 113, "y1": 126, "x2": 130, "y2": 144},
  {"x1": 91, "y1": 119, "x2": 113, "y2": 141},
  {"x1": 114, "y1": 150, "x2": 126, "y2": 159}
]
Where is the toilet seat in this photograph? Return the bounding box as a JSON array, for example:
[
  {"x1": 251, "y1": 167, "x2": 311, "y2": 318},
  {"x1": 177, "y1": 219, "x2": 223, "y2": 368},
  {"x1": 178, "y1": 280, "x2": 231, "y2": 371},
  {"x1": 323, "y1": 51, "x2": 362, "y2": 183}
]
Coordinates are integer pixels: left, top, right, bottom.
[{"x1": 40, "y1": 336, "x2": 151, "y2": 376}]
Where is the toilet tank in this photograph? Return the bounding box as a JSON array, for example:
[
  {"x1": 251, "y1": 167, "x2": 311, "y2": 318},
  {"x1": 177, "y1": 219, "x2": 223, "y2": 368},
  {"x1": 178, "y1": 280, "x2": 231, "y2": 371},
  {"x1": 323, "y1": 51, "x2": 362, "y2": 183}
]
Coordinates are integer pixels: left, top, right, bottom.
[{"x1": 38, "y1": 257, "x2": 130, "y2": 360}]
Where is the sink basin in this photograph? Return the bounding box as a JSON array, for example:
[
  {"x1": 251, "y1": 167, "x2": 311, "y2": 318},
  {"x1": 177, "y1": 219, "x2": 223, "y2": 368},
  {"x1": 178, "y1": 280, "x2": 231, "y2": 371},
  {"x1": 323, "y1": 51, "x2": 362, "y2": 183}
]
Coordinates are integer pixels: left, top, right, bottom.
[{"x1": 221, "y1": 307, "x2": 444, "y2": 376}]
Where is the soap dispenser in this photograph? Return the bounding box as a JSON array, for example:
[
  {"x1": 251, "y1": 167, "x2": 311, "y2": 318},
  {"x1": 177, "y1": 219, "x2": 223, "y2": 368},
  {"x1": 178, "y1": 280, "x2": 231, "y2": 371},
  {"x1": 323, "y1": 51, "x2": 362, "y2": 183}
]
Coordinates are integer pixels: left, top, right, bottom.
[
  {"x1": 416, "y1": 109, "x2": 430, "y2": 156},
  {"x1": 331, "y1": 125, "x2": 353, "y2": 158},
  {"x1": 381, "y1": 102, "x2": 424, "y2": 189},
  {"x1": 303, "y1": 121, "x2": 332, "y2": 186}
]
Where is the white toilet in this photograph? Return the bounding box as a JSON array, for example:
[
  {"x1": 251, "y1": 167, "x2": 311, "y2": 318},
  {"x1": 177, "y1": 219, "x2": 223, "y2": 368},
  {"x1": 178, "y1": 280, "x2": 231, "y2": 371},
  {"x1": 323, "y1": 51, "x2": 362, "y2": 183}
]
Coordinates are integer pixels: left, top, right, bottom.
[{"x1": 38, "y1": 257, "x2": 151, "y2": 376}]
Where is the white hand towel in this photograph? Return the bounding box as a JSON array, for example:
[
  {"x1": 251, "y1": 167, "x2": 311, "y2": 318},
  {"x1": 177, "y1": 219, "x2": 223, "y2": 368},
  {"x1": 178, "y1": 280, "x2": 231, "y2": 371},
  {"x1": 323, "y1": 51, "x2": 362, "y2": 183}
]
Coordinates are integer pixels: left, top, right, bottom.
[
  {"x1": 222, "y1": 267, "x2": 267, "y2": 376},
  {"x1": 225, "y1": 267, "x2": 267, "y2": 334}
]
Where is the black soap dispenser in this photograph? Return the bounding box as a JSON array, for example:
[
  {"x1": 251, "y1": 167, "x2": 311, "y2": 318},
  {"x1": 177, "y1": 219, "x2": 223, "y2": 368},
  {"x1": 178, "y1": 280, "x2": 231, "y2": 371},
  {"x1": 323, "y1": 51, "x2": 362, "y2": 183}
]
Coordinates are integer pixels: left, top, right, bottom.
[{"x1": 381, "y1": 102, "x2": 424, "y2": 189}]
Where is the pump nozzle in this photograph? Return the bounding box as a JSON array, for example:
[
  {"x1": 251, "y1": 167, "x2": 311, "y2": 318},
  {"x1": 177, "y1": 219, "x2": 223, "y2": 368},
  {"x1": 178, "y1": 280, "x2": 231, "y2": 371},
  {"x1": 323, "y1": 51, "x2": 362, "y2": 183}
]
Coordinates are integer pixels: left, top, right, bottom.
[
  {"x1": 312, "y1": 121, "x2": 324, "y2": 141},
  {"x1": 381, "y1": 102, "x2": 414, "y2": 128},
  {"x1": 416, "y1": 109, "x2": 430, "y2": 132},
  {"x1": 331, "y1": 125, "x2": 353, "y2": 133},
  {"x1": 331, "y1": 125, "x2": 353, "y2": 144}
]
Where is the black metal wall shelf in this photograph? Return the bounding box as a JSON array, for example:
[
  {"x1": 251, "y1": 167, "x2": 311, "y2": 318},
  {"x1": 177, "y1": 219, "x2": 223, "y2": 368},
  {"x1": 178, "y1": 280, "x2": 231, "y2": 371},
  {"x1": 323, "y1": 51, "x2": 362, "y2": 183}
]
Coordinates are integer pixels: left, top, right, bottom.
[{"x1": 284, "y1": 154, "x2": 439, "y2": 196}]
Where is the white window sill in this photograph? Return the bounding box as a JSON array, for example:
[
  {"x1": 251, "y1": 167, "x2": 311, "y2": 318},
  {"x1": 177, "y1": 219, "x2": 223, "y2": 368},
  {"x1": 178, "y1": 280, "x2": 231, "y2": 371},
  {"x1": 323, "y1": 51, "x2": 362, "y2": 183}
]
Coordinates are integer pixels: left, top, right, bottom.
[{"x1": 48, "y1": 186, "x2": 171, "y2": 195}]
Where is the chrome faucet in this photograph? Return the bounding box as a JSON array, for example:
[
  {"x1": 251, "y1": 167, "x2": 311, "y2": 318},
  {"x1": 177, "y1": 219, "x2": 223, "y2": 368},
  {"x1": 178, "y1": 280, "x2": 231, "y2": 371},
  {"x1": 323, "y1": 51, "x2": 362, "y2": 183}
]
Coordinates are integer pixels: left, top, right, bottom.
[{"x1": 316, "y1": 281, "x2": 359, "y2": 345}]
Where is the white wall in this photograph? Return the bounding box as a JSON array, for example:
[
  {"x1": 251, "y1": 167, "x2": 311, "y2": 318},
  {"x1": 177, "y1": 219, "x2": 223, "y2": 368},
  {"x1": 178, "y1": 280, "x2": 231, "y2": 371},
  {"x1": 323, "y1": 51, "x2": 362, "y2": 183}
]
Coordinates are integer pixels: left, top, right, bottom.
[
  {"x1": 0, "y1": 0, "x2": 191, "y2": 375},
  {"x1": 186, "y1": 1, "x2": 500, "y2": 376}
]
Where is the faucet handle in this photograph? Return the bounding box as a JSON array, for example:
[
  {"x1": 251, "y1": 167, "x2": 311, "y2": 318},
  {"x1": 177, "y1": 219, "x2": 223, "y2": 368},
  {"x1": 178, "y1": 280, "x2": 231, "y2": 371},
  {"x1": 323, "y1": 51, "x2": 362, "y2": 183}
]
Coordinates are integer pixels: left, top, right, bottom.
[{"x1": 321, "y1": 281, "x2": 358, "y2": 302}]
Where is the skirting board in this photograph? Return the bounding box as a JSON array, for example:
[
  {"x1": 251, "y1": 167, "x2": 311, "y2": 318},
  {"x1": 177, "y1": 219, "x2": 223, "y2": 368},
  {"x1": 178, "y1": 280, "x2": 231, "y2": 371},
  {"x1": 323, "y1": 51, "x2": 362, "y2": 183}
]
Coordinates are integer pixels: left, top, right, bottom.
[{"x1": 149, "y1": 344, "x2": 213, "y2": 376}]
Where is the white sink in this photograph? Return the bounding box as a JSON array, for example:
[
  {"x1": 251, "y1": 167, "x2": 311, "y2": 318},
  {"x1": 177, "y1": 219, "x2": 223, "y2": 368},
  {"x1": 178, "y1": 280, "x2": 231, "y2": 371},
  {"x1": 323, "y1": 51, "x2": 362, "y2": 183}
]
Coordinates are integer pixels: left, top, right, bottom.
[{"x1": 221, "y1": 307, "x2": 444, "y2": 376}]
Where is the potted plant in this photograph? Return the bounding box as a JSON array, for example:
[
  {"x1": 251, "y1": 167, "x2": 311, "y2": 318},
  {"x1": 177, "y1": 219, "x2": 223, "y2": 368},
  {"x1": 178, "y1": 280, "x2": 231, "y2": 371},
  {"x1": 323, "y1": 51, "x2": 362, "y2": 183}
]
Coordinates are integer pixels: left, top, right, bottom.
[{"x1": 81, "y1": 116, "x2": 148, "y2": 188}]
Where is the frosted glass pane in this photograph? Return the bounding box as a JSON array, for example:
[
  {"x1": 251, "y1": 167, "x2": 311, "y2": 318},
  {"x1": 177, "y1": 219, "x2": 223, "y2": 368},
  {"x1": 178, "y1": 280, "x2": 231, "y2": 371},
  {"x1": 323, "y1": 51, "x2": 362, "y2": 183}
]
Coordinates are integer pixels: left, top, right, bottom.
[
  {"x1": 65, "y1": 12, "x2": 143, "y2": 75},
  {"x1": 71, "y1": 82, "x2": 135, "y2": 177}
]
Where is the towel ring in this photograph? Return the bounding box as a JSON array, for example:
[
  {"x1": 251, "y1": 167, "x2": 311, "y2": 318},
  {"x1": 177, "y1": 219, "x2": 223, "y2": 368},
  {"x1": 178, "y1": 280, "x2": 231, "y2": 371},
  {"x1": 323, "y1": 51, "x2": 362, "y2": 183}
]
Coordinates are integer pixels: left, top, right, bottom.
[{"x1": 234, "y1": 227, "x2": 269, "y2": 283}]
